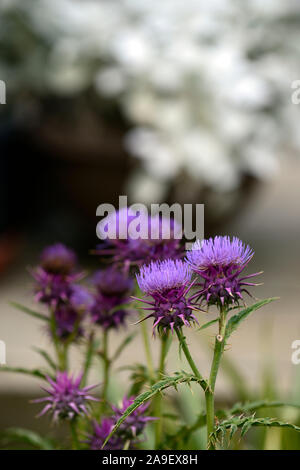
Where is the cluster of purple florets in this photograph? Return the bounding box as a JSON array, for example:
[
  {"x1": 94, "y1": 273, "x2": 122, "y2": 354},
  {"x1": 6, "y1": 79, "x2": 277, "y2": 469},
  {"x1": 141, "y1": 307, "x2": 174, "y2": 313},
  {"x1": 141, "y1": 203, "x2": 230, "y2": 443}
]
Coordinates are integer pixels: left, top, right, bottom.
[
  {"x1": 91, "y1": 267, "x2": 133, "y2": 330},
  {"x1": 33, "y1": 224, "x2": 260, "y2": 339},
  {"x1": 186, "y1": 236, "x2": 260, "y2": 308},
  {"x1": 96, "y1": 208, "x2": 183, "y2": 266},
  {"x1": 135, "y1": 235, "x2": 261, "y2": 334},
  {"x1": 32, "y1": 244, "x2": 94, "y2": 341},
  {"x1": 86, "y1": 396, "x2": 155, "y2": 450},
  {"x1": 31, "y1": 219, "x2": 261, "y2": 449},
  {"x1": 34, "y1": 372, "x2": 154, "y2": 449},
  {"x1": 33, "y1": 371, "x2": 99, "y2": 421},
  {"x1": 136, "y1": 259, "x2": 198, "y2": 334},
  {"x1": 32, "y1": 242, "x2": 134, "y2": 341}
]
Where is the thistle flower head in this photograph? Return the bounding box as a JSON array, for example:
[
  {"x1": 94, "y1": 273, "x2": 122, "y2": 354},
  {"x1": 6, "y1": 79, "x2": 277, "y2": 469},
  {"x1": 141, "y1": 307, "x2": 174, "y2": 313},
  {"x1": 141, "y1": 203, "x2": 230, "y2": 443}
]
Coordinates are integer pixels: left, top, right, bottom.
[
  {"x1": 91, "y1": 267, "x2": 133, "y2": 330},
  {"x1": 40, "y1": 243, "x2": 77, "y2": 275},
  {"x1": 96, "y1": 209, "x2": 183, "y2": 265},
  {"x1": 69, "y1": 285, "x2": 94, "y2": 313},
  {"x1": 93, "y1": 267, "x2": 133, "y2": 296},
  {"x1": 33, "y1": 372, "x2": 99, "y2": 421},
  {"x1": 32, "y1": 244, "x2": 82, "y2": 307},
  {"x1": 111, "y1": 396, "x2": 156, "y2": 440},
  {"x1": 135, "y1": 259, "x2": 198, "y2": 334},
  {"x1": 86, "y1": 418, "x2": 123, "y2": 450},
  {"x1": 91, "y1": 302, "x2": 129, "y2": 330},
  {"x1": 137, "y1": 259, "x2": 191, "y2": 294},
  {"x1": 32, "y1": 268, "x2": 73, "y2": 306},
  {"x1": 187, "y1": 236, "x2": 254, "y2": 271},
  {"x1": 186, "y1": 236, "x2": 261, "y2": 307}
]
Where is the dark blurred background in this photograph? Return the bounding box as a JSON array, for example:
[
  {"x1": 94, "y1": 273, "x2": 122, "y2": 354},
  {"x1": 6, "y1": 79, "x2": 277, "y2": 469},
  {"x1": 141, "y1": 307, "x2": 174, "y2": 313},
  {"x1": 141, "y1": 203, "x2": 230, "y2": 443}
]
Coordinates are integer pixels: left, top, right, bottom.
[{"x1": 0, "y1": 0, "x2": 300, "y2": 446}]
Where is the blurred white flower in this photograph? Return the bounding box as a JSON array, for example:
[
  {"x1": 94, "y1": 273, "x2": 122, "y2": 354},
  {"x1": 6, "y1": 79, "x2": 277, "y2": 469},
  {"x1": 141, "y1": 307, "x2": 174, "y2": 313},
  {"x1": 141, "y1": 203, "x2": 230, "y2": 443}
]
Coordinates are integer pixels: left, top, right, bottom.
[
  {"x1": 1, "y1": 0, "x2": 299, "y2": 200},
  {"x1": 94, "y1": 67, "x2": 126, "y2": 97}
]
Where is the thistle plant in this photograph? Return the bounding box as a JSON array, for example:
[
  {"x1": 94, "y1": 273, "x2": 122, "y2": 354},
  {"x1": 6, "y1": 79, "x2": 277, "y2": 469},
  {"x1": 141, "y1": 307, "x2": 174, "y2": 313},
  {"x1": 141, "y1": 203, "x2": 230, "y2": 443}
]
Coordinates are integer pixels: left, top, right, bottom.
[{"x1": 2, "y1": 230, "x2": 300, "y2": 451}]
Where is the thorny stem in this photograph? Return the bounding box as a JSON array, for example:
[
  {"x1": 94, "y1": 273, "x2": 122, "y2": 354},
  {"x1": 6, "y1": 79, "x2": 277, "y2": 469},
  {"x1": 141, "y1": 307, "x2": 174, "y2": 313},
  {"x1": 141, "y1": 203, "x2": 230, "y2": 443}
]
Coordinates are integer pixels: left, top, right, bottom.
[
  {"x1": 154, "y1": 333, "x2": 171, "y2": 448},
  {"x1": 206, "y1": 306, "x2": 227, "y2": 450}
]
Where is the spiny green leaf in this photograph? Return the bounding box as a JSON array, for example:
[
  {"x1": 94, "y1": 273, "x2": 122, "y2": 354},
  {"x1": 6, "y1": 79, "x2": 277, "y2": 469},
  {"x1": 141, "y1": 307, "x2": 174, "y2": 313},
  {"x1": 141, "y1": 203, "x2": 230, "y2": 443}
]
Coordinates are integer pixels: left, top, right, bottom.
[
  {"x1": 225, "y1": 298, "x2": 278, "y2": 342},
  {"x1": 102, "y1": 372, "x2": 205, "y2": 448},
  {"x1": 229, "y1": 400, "x2": 300, "y2": 416},
  {"x1": 211, "y1": 414, "x2": 300, "y2": 445},
  {"x1": 0, "y1": 428, "x2": 54, "y2": 449},
  {"x1": 229, "y1": 423, "x2": 238, "y2": 440},
  {"x1": 10, "y1": 302, "x2": 49, "y2": 322},
  {"x1": 241, "y1": 420, "x2": 252, "y2": 437},
  {"x1": 0, "y1": 366, "x2": 47, "y2": 380}
]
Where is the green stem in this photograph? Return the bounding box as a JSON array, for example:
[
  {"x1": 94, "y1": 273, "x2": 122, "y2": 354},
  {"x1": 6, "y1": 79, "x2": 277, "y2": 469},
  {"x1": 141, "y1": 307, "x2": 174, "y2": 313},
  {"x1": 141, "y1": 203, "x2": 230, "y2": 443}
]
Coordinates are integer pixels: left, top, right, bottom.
[
  {"x1": 61, "y1": 343, "x2": 68, "y2": 371},
  {"x1": 123, "y1": 440, "x2": 131, "y2": 450},
  {"x1": 206, "y1": 307, "x2": 227, "y2": 450},
  {"x1": 50, "y1": 309, "x2": 66, "y2": 371},
  {"x1": 154, "y1": 333, "x2": 170, "y2": 449},
  {"x1": 175, "y1": 328, "x2": 206, "y2": 390},
  {"x1": 82, "y1": 332, "x2": 95, "y2": 387},
  {"x1": 69, "y1": 419, "x2": 79, "y2": 450},
  {"x1": 140, "y1": 317, "x2": 155, "y2": 383},
  {"x1": 101, "y1": 329, "x2": 110, "y2": 403},
  {"x1": 205, "y1": 391, "x2": 215, "y2": 449}
]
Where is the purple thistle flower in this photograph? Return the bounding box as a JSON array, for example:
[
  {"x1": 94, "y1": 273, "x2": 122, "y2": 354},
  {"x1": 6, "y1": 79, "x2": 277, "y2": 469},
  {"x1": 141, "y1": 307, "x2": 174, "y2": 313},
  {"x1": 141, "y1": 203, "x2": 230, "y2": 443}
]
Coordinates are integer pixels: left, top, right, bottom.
[
  {"x1": 111, "y1": 396, "x2": 156, "y2": 440},
  {"x1": 186, "y1": 236, "x2": 262, "y2": 308},
  {"x1": 91, "y1": 267, "x2": 133, "y2": 330},
  {"x1": 93, "y1": 267, "x2": 133, "y2": 296},
  {"x1": 32, "y1": 268, "x2": 74, "y2": 306},
  {"x1": 32, "y1": 244, "x2": 82, "y2": 307},
  {"x1": 70, "y1": 285, "x2": 94, "y2": 313},
  {"x1": 135, "y1": 259, "x2": 199, "y2": 334},
  {"x1": 96, "y1": 209, "x2": 183, "y2": 266},
  {"x1": 40, "y1": 243, "x2": 77, "y2": 275},
  {"x1": 33, "y1": 371, "x2": 99, "y2": 421},
  {"x1": 85, "y1": 418, "x2": 123, "y2": 450}
]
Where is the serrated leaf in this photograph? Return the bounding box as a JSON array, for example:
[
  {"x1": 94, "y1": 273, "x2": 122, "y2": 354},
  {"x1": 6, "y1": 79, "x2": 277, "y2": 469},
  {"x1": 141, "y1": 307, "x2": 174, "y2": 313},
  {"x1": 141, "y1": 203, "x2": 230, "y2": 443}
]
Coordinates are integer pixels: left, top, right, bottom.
[
  {"x1": 10, "y1": 302, "x2": 49, "y2": 322},
  {"x1": 211, "y1": 414, "x2": 300, "y2": 445},
  {"x1": 229, "y1": 400, "x2": 300, "y2": 416},
  {"x1": 225, "y1": 298, "x2": 278, "y2": 342},
  {"x1": 229, "y1": 423, "x2": 238, "y2": 439},
  {"x1": 102, "y1": 372, "x2": 205, "y2": 448},
  {"x1": 241, "y1": 420, "x2": 252, "y2": 437},
  {"x1": 0, "y1": 428, "x2": 54, "y2": 449}
]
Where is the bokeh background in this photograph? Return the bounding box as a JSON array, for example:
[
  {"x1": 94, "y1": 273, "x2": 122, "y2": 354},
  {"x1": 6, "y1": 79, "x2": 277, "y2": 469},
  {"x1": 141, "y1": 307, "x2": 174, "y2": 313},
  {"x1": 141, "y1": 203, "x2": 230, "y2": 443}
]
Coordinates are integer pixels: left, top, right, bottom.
[{"x1": 0, "y1": 0, "x2": 300, "y2": 449}]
